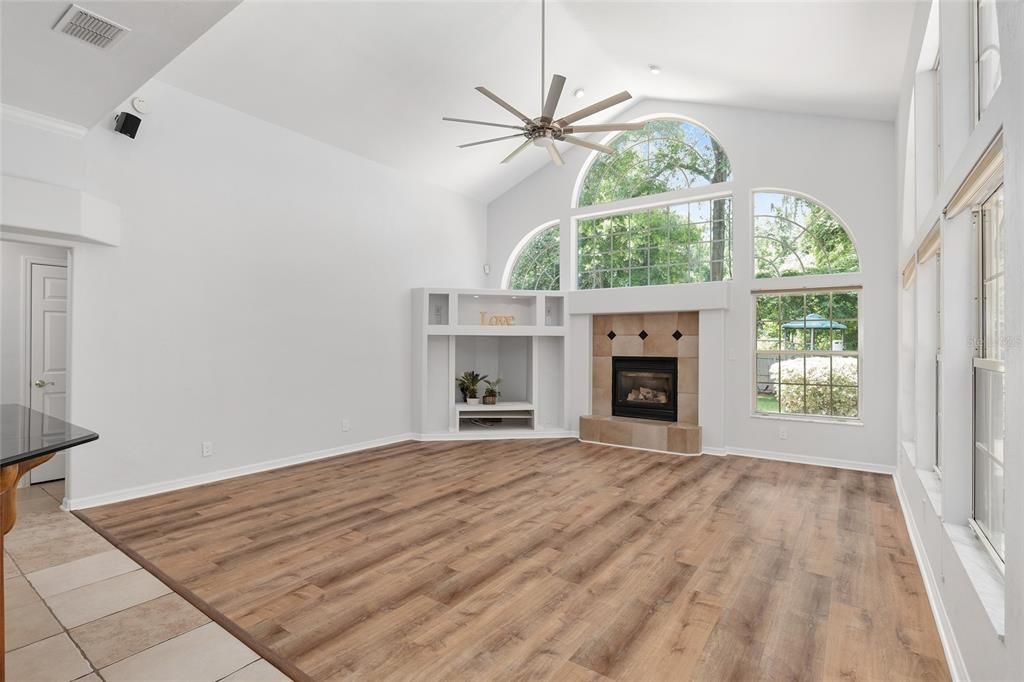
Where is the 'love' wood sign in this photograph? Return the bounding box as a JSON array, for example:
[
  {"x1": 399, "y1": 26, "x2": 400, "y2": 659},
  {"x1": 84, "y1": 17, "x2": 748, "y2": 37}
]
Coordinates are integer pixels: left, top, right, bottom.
[{"x1": 479, "y1": 312, "x2": 516, "y2": 326}]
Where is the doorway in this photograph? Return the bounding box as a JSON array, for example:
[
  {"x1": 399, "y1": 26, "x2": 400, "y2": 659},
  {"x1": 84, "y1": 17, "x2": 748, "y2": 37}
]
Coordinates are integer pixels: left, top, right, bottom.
[{"x1": 0, "y1": 240, "x2": 71, "y2": 485}]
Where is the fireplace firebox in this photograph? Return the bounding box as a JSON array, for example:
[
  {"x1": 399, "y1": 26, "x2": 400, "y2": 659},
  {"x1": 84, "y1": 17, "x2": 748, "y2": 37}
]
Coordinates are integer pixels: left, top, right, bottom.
[{"x1": 612, "y1": 356, "x2": 678, "y2": 422}]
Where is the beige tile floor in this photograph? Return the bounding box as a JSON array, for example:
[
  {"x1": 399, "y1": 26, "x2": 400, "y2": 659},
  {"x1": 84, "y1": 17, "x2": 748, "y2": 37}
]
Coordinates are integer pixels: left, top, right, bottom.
[{"x1": 4, "y1": 481, "x2": 291, "y2": 682}]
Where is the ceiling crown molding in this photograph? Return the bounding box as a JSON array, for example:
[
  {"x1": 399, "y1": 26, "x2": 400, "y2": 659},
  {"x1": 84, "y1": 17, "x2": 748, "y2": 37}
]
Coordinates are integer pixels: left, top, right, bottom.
[{"x1": 2, "y1": 104, "x2": 88, "y2": 139}]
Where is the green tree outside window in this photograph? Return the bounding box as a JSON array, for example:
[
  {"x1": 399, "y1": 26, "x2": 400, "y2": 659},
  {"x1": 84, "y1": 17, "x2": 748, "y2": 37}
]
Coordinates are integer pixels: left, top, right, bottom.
[
  {"x1": 753, "y1": 192, "x2": 859, "y2": 278},
  {"x1": 507, "y1": 223, "x2": 560, "y2": 290}
]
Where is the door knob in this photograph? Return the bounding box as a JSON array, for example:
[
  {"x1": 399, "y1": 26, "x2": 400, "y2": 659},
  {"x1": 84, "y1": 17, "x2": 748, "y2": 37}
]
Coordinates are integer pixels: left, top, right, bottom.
[{"x1": 33, "y1": 379, "x2": 54, "y2": 388}]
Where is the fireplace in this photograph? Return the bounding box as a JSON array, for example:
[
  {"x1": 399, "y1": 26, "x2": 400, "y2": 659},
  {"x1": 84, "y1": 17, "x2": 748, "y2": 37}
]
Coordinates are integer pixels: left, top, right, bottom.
[{"x1": 612, "y1": 356, "x2": 678, "y2": 422}]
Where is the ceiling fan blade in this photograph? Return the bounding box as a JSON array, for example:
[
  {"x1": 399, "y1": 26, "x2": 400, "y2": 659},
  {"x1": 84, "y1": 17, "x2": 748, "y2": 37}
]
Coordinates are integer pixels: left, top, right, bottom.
[
  {"x1": 555, "y1": 91, "x2": 632, "y2": 127},
  {"x1": 547, "y1": 143, "x2": 564, "y2": 167},
  {"x1": 500, "y1": 139, "x2": 533, "y2": 164},
  {"x1": 476, "y1": 87, "x2": 534, "y2": 125},
  {"x1": 561, "y1": 122, "x2": 644, "y2": 133},
  {"x1": 540, "y1": 74, "x2": 566, "y2": 123},
  {"x1": 443, "y1": 117, "x2": 527, "y2": 131},
  {"x1": 458, "y1": 133, "x2": 527, "y2": 149},
  {"x1": 560, "y1": 135, "x2": 615, "y2": 155}
]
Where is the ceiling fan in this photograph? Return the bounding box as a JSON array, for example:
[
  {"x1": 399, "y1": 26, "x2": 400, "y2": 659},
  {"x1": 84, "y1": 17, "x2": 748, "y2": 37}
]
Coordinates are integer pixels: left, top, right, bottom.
[{"x1": 443, "y1": 0, "x2": 642, "y2": 167}]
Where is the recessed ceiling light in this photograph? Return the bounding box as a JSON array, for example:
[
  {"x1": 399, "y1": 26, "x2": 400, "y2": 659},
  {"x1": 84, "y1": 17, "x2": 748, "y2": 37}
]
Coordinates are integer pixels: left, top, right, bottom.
[
  {"x1": 649, "y1": 65, "x2": 661, "y2": 75},
  {"x1": 573, "y1": 88, "x2": 585, "y2": 98}
]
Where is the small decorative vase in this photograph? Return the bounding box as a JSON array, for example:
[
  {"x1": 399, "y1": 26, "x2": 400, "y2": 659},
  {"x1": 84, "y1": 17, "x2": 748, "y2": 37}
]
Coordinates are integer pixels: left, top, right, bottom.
[
  {"x1": 482, "y1": 395, "x2": 497, "y2": 405},
  {"x1": 467, "y1": 398, "x2": 480, "y2": 405}
]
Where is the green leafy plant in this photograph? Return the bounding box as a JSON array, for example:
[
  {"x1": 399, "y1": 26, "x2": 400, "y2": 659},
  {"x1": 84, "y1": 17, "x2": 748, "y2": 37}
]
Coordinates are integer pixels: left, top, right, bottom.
[
  {"x1": 456, "y1": 371, "x2": 487, "y2": 400},
  {"x1": 483, "y1": 378, "x2": 502, "y2": 398}
]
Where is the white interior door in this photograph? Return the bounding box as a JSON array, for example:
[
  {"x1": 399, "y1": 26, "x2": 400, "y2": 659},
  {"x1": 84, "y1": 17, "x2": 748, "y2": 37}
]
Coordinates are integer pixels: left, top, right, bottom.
[{"x1": 29, "y1": 263, "x2": 69, "y2": 484}]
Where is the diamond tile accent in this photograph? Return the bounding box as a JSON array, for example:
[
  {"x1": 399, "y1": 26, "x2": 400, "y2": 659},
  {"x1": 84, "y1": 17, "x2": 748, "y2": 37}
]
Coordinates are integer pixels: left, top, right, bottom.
[
  {"x1": 638, "y1": 330, "x2": 648, "y2": 340},
  {"x1": 672, "y1": 330, "x2": 683, "y2": 341},
  {"x1": 607, "y1": 331, "x2": 616, "y2": 340}
]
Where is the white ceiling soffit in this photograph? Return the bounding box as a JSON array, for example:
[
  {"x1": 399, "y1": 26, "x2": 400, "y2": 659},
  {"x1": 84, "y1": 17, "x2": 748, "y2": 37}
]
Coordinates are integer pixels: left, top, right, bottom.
[
  {"x1": 0, "y1": 0, "x2": 240, "y2": 128},
  {"x1": 157, "y1": 1, "x2": 918, "y2": 203}
]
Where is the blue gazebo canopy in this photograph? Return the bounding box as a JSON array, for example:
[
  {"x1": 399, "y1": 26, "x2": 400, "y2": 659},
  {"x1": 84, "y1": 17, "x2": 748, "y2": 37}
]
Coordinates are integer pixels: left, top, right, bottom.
[{"x1": 782, "y1": 313, "x2": 847, "y2": 330}]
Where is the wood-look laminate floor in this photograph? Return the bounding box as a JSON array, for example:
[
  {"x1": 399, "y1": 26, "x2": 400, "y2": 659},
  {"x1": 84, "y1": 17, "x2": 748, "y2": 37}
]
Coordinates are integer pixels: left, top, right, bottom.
[{"x1": 78, "y1": 439, "x2": 950, "y2": 682}]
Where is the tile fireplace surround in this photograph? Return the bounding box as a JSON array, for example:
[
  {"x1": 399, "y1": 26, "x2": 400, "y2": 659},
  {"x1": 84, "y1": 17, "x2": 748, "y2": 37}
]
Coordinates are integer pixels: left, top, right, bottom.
[{"x1": 580, "y1": 312, "x2": 701, "y2": 454}]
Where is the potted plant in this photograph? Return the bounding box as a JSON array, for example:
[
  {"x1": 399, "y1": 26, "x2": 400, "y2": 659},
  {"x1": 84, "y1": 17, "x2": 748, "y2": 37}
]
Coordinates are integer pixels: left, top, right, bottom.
[
  {"x1": 482, "y1": 378, "x2": 502, "y2": 405},
  {"x1": 456, "y1": 370, "x2": 487, "y2": 405}
]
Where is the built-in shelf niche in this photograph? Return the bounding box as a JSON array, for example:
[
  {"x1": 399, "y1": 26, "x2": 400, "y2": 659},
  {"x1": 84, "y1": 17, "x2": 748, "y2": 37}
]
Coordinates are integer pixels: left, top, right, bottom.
[
  {"x1": 457, "y1": 293, "x2": 536, "y2": 327},
  {"x1": 428, "y1": 293, "x2": 450, "y2": 326},
  {"x1": 412, "y1": 288, "x2": 568, "y2": 438},
  {"x1": 544, "y1": 295, "x2": 564, "y2": 326},
  {"x1": 455, "y1": 334, "x2": 530, "y2": 403}
]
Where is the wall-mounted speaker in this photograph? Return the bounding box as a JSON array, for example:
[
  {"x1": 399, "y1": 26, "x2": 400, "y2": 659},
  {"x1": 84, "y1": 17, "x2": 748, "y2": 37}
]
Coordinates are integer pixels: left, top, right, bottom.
[{"x1": 114, "y1": 111, "x2": 141, "y2": 139}]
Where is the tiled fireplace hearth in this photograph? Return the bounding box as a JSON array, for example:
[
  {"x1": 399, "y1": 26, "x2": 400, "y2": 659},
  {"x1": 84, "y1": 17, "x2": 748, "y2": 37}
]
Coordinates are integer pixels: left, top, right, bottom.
[{"x1": 580, "y1": 312, "x2": 701, "y2": 454}]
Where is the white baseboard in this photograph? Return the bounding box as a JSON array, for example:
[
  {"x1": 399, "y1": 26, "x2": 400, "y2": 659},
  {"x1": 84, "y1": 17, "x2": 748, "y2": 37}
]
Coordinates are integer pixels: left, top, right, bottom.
[
  {"x1": 723, "y1": 446, "x2": 896, "y2": 475},
  {"x1": 66, "y1": 432, "x2": 416, "y2": 510},
  {"x1": 894, "y1": 471, "x2": 968, "y2": 682}
]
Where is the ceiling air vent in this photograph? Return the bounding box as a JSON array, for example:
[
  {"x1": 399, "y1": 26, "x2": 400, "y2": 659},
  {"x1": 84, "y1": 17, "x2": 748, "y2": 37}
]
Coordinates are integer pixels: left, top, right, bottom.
[{"x1": 53, "y1": 4, "x2": 130, "y2": 50}]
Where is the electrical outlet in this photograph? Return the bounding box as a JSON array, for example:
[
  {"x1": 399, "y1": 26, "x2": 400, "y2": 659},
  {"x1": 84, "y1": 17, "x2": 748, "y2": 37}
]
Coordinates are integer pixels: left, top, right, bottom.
[
  {"x1": 778, "y1": 426, "x2": 788, "y2": 440},
  {"x1": 342, "y1": 419, "x2": 351, "y2": 432},
  {"x1": 201, "y1": 441, "x2": 214, "y2": 458}
]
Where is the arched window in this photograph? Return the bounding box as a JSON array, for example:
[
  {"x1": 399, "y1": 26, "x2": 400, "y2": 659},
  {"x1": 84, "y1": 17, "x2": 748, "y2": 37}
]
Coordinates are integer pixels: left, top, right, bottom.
[
  {"x1": 753, "y1": 192, "x2": 859, "y2": 278},
  {"x1": 577, "y1": 118, "x2": 732, "y2": 208},
  {"x1": 505, "y1": 223, "x2": 560, "y2": 290}
]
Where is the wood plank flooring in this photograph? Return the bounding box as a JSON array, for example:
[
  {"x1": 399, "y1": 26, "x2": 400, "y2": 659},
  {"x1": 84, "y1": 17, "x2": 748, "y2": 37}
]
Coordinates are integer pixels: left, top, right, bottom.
[{"x1": 78, "y1": 439, "x2": 950, "y2": 681}]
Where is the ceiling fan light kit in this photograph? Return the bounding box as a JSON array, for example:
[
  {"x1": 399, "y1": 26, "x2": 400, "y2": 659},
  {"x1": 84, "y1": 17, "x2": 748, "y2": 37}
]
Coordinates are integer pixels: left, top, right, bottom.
[{"x1": 443, "y1": 0, "x2": 641, "y2": 166}]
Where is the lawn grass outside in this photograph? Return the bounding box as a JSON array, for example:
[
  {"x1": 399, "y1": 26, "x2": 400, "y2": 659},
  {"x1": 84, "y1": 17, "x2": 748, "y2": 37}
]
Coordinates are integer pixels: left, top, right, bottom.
[{"x1": 756, "y1": 395, "x2": 780, "y2": 413}]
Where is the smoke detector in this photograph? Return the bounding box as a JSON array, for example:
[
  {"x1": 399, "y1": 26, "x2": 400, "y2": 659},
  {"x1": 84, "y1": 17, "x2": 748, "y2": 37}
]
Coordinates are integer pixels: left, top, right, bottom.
[{"x1": 53, "y1": 4, "x2": 130, "y2": 50}]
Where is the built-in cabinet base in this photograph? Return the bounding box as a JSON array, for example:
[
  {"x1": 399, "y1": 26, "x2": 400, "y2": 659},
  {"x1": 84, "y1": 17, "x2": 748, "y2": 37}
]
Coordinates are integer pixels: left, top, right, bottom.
[{"x1": 579, "y1": 415, "x2": 701, "y2": 454}]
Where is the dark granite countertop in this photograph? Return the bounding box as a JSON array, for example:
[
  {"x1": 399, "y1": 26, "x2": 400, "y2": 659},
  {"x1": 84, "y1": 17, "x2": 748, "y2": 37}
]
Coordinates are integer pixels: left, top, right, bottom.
[{"x1": 1, "y1": 404, "x2": 98, "y2": 469}]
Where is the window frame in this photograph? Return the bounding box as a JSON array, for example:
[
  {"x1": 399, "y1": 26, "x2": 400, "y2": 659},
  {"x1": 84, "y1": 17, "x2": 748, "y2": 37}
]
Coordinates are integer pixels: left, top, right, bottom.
[
  {"x1": 571, "y1": 115, "x2": 732, "y2": 210},
  {"x1": 933, "y1": 53, "x2": 943, "y2": 190},
  {"x1": 935, "y1": 249, "x2": 943, "y2": 475},
  {"x1": 750, "y1": 188, "x2": 860, "y2": 280},
  {"x1": 972, "y1": 0, "x2": 1002, "y2": 124},
  {"x1": 971, "y1": 183, "x2": 1005, "y2": 570},
  {"x1": 575, "y1": 194, "x2": 734, "y2": 291},
  {"x1": 750, "y1": 287, "x2": 863, "y2": 423}
]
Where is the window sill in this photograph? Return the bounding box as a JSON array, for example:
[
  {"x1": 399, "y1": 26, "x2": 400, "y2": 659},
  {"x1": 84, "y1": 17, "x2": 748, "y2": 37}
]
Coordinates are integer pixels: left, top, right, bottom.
[
  {"x1": 750, "y1": 413, "x2": 864, "y2": 427},
  {"x1": 914, "y1": 465, "x2": 942, "y2": 518},
  {"x1": 945, "y1": 522, "x2": 1006, "y2": 639}
]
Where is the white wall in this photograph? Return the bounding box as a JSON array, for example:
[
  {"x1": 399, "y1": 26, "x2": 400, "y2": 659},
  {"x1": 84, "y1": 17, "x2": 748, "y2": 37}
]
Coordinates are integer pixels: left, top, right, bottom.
[
  {"x1": 487, "y1": 98, "x2": 898, "y2": 471},
  {"x1": 894, "y1": 0, "x2": 1023, "y2": 680},
  {"x1": 0, "y1": 240, "x2": 69, "y2": 405},
  {"x1": 49, "y1": 80, "x2": 485, "y2": 505}
]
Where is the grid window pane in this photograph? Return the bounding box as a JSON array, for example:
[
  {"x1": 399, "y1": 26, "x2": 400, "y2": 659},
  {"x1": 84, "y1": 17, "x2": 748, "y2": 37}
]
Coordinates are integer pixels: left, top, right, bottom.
[
  {"x1": 981, "y1": 186, "x2": 1005, "y2": 360},
  {"x1": 977, "y1": 0, "x2": 1002, "y2": 116},
  {"x1": 753, "y1": 192, "x2": 859, "y2": 278},
  {"x1": 754, "y1": 290, "x2": 860, "y2": 419},
  {"x1": 507, "y1": 223, "x2": 560, "y2": 290},
  {"x1": 974, "y1": 365, "x2": 1005, "y2": 559},
  {"x1": 576, "y1": 198, "x2": 732, "y2": 290},
  {"x1": 578, "y1": 119, "x2": 732, "y2": 207}
]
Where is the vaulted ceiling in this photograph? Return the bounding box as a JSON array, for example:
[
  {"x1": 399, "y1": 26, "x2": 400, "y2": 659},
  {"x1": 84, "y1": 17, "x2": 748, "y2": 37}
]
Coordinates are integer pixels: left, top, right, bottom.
[
  {"x1": 0, "y1": 1, "x2": 239, "y2": 127},
  {"x1": 3, "y1": 1, "x2": 920, "y2": 203},
  {"x1": 157, "y1": 1, "x2": 917, "y2": 202}
]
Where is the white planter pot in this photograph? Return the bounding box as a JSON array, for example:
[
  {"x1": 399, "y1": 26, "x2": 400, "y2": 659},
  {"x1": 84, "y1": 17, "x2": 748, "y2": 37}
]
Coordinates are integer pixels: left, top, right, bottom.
[{"x1": 466, "y1": 398, "x2": 480, "y2": 405}]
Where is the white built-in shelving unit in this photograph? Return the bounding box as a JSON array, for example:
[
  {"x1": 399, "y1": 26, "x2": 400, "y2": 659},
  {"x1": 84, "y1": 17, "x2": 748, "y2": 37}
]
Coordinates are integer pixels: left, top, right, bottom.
[{"x1": 412, "y1": 288, "x2": 570, "y2": 439}]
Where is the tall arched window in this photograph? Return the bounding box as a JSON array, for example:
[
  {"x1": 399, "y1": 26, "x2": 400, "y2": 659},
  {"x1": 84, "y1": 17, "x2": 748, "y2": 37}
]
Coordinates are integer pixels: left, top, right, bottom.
[
  {"x1": 753, "y1": 191, "x2": 859, "y2": 278},
  {"x1": 577, "y1": 118, "x2": 732, "y2": 208},
  {"x1": 505, "y1": 223, "x2": 560, "y2": 290},
  {"x1": 574, "y1": 118, "x2": 733, "y2": 289}
]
